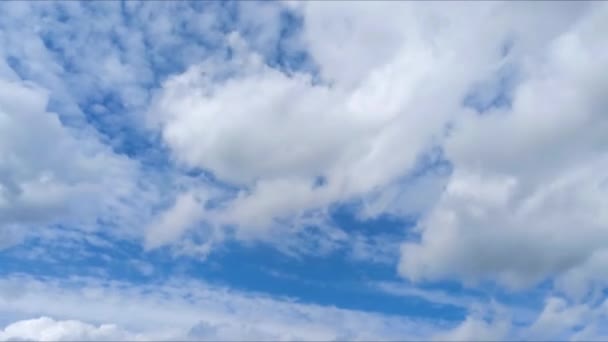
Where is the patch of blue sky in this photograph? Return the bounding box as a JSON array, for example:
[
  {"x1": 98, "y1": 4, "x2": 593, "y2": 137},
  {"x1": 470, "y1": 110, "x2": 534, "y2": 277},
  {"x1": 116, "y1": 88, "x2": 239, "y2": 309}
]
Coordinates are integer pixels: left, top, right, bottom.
[
  {"x1": 0, "y1": 229, "x2": 164, "y2": 283},
  {"x1": 4, "y1": 56, "x2": 24, "y2": 80},
  {"x1": 341, "y1": 146, "x2": 452, "y2": 236},
  {"x1": 80, "y1": 93, "x2": 161, "y2": 160},
  {"x1": 411, "y1": 146, "x2": 453, "y2": 178},
  {"x1": 329, "y1": 203, "x2": 415, "y2": 236},
  {"x1": 266, "y1": 9, "x2": 321, "y2": 79},
  {"x1": 463, "y1": 64, "x2": 518, "y2": 113},
  {"x1": 0, "y1": 229, "x2": 469, "y2": 322},
  {"x1": 463, "y1": 38, "x2": 519, "y2": 114},
  {"x1": 1, "y1": 209, "x2": 549, "y2": 325},
  {"x1": 4, "y1": 53, "x2": 83, "y2": 126}
]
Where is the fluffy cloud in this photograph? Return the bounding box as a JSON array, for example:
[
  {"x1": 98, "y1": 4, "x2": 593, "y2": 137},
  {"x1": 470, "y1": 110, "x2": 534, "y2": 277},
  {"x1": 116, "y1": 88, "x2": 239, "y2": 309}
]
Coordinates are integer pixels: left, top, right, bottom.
[
  {"x1": 0, "y1": 1, "x2": 205, "y2": 249},
  {"x1": 2, "y1": 3, "x2": 608, "y2": 333},
  {"x1": 146, "y1": 2, "x2": 608, "y2": 299},
  {"x1": 527, "y1": 297, "x2": 608, "y2": 341},
  {"x1": 399, "y1": 2, "x2": 608, "y2": 292},
  {"x1": 147, "y1": 1, "x2": 520, "y2": 244},
  {"x1": 0, "y1": 317, "x2": 140, "y2": 342},
  {"x1": 0, "y1": 77, "x2": 139, "y2": 249},
  {"x1": 431, "y1": 297, "x2": 608, "y2": 341}
]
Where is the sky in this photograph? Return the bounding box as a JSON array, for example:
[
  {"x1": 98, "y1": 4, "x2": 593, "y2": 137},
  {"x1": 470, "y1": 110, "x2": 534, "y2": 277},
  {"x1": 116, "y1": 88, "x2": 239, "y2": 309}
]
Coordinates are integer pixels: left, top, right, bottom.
[{"x1": 0, "y1": 1, "x2": 607, "y2": 341}]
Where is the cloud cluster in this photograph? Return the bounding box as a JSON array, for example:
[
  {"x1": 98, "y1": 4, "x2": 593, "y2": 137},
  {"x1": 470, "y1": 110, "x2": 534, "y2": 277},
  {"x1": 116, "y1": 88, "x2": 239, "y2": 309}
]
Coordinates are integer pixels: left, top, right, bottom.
[
  {"x1": 0, "y1": 73, "x2": 138, "y2": 249},
  {"x1": 1, "y1": 2, "x2": 608, "y2": 338},
  {"x1": 147, "y1": 1, "x2": 509, "y2": 244},
  {"x1": 400, "y1": 2, "x2": 608, "y2": 295},
  {"x1": 146, "y1": 1, "x2": 608, "y2": 300},
  {"x1": 0, "y1": 317, "x2": 140, "y2": 342}
]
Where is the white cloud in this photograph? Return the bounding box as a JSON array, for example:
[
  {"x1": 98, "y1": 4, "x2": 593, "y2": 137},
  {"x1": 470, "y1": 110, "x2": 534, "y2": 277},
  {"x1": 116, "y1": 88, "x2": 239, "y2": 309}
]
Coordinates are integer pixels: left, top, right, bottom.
[
  {"x1": 430, "y1": 296, "x2": 608, "y2": 341},
  {"x1": 556, "y1": 249, "x2": 608, "y2": 302},
  {"x1": 0, "y1": 77, "x2": 140, "y2": 248},
  {"x1": 524, "y1": 296, "x2": 608, "y2": 341},
  {"x1": 0, "y1": 1, "x2": 231, "y2": 252},
  {"x1": 0, "y1": 317, "x2": 140, "y2": 342},
  {"x1": 433, "y1": 316, "x2": 510, "y2": 342},
  {"x1": 2, "y1": 2, "x2": 608, "y2": 325},
  {"x1": 399, "y1": 2, "x2": 608, "y2": 293},
  {"x1": 3, "y1": 274, "x2": 606, "y2": 341},
  {"x1": 527, "y1": 297, "x2": 591, "y2": 340},
  {"x1": 147, "y1": 1, "x2": 523, "y2": 246},
  {"x1": 0, "y1": 274, "x2": 437, "y2": 341},
  {"x1": 141, "y1": 2, "x2": 608, "y2": 290},
  {"x1": 144, "y1": 191, "x2": 206, "y2": 250},
  {"x1": 375, "y1": 281, "x2": 477, "y2": 310}
]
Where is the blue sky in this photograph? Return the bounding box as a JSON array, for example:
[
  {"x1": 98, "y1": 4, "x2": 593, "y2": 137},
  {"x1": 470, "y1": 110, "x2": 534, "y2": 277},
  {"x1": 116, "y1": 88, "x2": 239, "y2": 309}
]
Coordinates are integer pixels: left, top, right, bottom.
[{"x1": 1, "y1": 1, "x2": 608, "y2": 340}]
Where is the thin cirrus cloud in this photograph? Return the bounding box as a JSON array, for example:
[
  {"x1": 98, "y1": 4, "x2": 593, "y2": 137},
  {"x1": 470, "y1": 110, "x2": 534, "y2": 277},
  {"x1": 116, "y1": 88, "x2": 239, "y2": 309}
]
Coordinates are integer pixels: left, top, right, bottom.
[{"x1": 0, "y1": 0, "x2": 607, "y2": 341}]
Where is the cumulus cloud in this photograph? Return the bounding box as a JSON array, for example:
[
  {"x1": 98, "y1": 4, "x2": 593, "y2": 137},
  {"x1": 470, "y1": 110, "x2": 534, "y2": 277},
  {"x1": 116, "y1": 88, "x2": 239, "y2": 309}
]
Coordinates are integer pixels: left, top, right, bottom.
[
  {"x1": 125, "y1": 0, "x2": 608, "y2": 299},
  {"x1": 141, "y1": 2, "x2": 608, "y2": 301},
  {"x1": 147, "y1": 1, "x2": 519, "y2": 244},
  {"x1": 399, "y1": 2, "x2": 608, "y2": 293},
  {"x1": 2, "y1": 3, "x2": 608, "y2": 336},
  {"x1": 0, "y1": 77, "x2": 139, "y2": 249},
  {"x1": 0, "y1": 317, "x2": 140, "y2": 342},
  {"x1": 430, "y1": 296, "x2": 608, "y2": 341}
]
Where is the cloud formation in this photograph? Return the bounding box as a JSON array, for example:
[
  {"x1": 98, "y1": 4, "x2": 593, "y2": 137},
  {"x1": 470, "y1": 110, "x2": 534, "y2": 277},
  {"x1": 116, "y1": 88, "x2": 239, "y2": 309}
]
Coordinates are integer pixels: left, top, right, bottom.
[
  {"x1": 0, "y1": 317, "x2": 139, "y2": 342},
  {"x1": 0, "y1": 275, "x2": 435, "y2": 341},
  {"x1": 0, "y1": 75, "x2": 138, "y2": 249},
  {"x1": 1, "y1": 1, "x2": 607, "y2": 340},
  {"x1": 400, "y1": 2, "x2": 608, "y2": 294}
]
